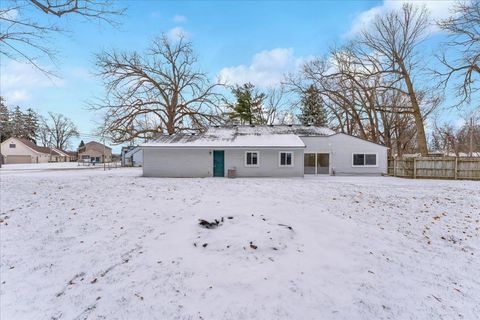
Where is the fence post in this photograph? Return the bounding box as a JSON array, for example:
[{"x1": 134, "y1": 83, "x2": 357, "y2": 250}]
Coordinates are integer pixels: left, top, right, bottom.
[
  {"x1": 454, "y1": 157, "x2": 458, "y2": 180},
  {"x1": 393, "y1": 158, "x2": 397, "y2": 177},
  {"x1": 413, "y1": 158, "x2": 417, "y2": 179}
]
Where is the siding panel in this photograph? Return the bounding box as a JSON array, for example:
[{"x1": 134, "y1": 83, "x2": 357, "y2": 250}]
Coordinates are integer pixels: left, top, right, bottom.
[
  {"x1": 225, "y1": 148, "x2": 304, "y2": 177},
  {"x1": 301, "y1": 134, "x2": 387, "y2": 175},
  {"x1": 143, "y1": 148, "x2": 212, "y2": 177}
]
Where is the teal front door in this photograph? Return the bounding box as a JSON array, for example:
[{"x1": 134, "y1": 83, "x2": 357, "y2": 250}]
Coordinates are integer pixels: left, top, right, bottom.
[{"x1": 213, "y1": 150, "x2": 225, "y2": 177}]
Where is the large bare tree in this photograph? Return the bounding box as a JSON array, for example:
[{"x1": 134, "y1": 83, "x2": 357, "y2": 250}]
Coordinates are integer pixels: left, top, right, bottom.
[
  {"x1": 40, "y1": 112, "x2": 79, "y2": 150},
  {"x1": 93, "y1": 35, "x2": 223, "y2": 143},
  {"x1": 287, "y1": 39, "x2": 430, "y2": 157},
  {"x1": 357, "y1": 3, "x2": 436, "y2": 156},
  {"x1": 0, "y1": 0, "x2": 124, "y2": 74},
  {"x1": 436, "y1": 0, "x2": 480, "y2": 105}
]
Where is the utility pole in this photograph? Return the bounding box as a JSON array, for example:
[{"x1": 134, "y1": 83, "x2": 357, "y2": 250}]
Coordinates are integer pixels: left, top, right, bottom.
[
  {"x1": 103, "y1": 135, "x2": 106, "y2": 171},
  {"x1": 469, "y1": 116, "x2": 474, "y2": 158}
]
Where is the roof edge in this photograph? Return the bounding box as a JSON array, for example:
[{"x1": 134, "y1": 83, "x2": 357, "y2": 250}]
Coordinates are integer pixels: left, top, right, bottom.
[{"x1": 333, "y1": 132, "x2": 389, "y2": 149}]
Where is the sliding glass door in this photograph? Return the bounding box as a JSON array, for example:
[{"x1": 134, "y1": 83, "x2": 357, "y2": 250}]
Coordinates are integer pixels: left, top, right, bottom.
[
  {"x1": 304, "y1": 153, "x2": 316, "y2": 174},
  {"x1": 304, "y1": 153, "x2": 330, "y2": 174},
  {"x1": 317, "y1": 153, "x2": 329, "y2": 174}
]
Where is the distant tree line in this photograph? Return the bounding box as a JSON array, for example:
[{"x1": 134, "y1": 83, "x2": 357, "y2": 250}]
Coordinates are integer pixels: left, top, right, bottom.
[
  {"x1": 0, "y1": 98, "x2": 79, "y2": 150},
  {"x1": 431, "y1": 117, "x2": 480, "y2": 156},
  {"x1": 0, "y1": 98, "x2": 39, "y2": 143}
]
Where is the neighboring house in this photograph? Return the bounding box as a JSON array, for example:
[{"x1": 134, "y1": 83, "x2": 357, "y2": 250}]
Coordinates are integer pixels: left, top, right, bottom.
[
  {"x1": 121, "y1": 146, "x2": 143, "y2": 167},
  {"x1": 49, "y1": 148, "x2": 72, "y2": 162},
  {"x1": 121, "y1": 146, "x2": 131, "y2": 167},
  {"x1": 1, "y1": 137, "x2": 52, "y2": 164},
  {"x1": 78, "y1": 141, "x2": 112, "y2": 163},
  {"x1": 66, "y1": 151, "x2": 78, "y2": 162},
  {"x1": 0, "y1": 137, "x2": 79, "y2": 164},
  {"x1": 141, "y1": 125, "x2": 388, "y2": 178}
]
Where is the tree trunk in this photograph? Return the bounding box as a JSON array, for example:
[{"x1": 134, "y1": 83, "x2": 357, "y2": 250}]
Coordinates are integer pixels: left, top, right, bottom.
[{"x1": 398, "y1": 58, "x2": 429, "y2": 156}]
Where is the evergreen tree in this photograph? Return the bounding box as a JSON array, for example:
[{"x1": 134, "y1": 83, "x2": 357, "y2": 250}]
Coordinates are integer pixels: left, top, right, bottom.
[
  {"x1": 0, "y1": 99, "x2": 40, "y2": 143},
  {"x1": 0, "y1": 97, "x2": 13, "y2": 142},
  {"x1": 298, "y1": 85, "x2": 327, "y2": 127},
  {"x1": 23, "y1": 108, "x2": 39, "y2": 143},
  {"x1": 225, "y1": 83, "x2": 266, "y2": 125},
  {"x1": 11, "y1": 106, "x2": 24, "y2": 137}
]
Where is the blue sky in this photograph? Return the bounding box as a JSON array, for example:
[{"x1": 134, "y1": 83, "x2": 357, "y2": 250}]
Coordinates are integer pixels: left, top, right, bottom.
[{"x1": 0, "y1": 0, "x2": 466, "y2": 151}]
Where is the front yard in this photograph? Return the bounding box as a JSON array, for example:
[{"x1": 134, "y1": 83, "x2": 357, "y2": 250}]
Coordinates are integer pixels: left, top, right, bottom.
[{"x1": 1, "y1": 167, "x2": 479, "y2": 319}]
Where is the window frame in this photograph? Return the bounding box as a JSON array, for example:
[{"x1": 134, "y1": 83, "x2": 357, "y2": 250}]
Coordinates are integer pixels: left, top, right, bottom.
[
  {"x1": 244, "y1": 151, "x2": 260, "y2": 167},
  {"x1": 9, "y1": 143, "x2": 16, "y2": 148},
  {"x1": 352, "y1": 153, "x2": 378, "y2": 167},
  {"x1": 278, "y1": 151, "x2": 294, "y2": 167}
]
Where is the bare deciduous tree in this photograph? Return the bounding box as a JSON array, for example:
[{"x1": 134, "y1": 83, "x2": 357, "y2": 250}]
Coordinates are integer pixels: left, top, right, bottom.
[
  {"x1": 436, "y1": 0, "x2": 480, "y2": 105},
  {"x1": 40, "y1": 112, "x2": 79, "y2": 150},
  {"x1": 358, "y1": 3, "x2": 435, "y2": 156},
  {"x1": 262, "y1": 87, "x2": 289, "y2": 125},
  {"x1": 92, "y1": 35, "x2": 223, "y2": 143},
  {"x1": 286, "y1": 37, "x2": 431, "y2": 157},
  {"x1": 0, "y1": 0, "x2": 124, "y2": 74}
]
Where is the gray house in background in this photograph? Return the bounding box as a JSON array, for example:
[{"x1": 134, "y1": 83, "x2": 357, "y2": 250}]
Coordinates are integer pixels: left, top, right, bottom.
[{"x1": 141, "y1": 125, "x2": 388, "y2": 178}]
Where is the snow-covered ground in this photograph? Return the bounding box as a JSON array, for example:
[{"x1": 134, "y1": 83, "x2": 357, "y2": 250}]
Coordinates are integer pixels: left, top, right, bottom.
[
  {"x1": 0, "y1": 162, "x2": 105, "y2": 172},
  {"x1": 1, "y1": 168, "x2": 479, "y2": 319}
]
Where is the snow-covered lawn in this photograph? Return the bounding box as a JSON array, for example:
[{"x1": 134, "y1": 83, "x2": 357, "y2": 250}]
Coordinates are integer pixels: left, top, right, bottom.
[
  {"x1": 0, "y1": 162, "x2": 105, "y2": 172},
  {"x1": 1, "y1": 169, "x2": 479, "y2": 319}
]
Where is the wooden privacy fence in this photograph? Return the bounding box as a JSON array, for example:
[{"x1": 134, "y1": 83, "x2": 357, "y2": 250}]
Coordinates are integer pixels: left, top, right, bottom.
[{"x1": 388, "y1": 157, "x2": 480, "y2": 180}]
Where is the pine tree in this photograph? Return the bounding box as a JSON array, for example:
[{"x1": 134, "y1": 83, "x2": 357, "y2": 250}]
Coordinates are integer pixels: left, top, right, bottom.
[
  {"x1": 23, "y1": 108, "x2": 39, "y2": 143},
  {"x1": 298, "y1": 85, "x2": 327, "y2": 127},
  {"x1": 11, "y1": 106, "x2": 24, "y2": 137},
  {"x1": 225, "y1": 83, "x2": 266, "y2": 125},
  {"x1": 0, "y1": 98, "x2": 13, "y2": 142}
]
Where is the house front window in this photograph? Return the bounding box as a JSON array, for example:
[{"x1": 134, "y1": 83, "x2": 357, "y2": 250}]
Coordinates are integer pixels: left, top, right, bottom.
[
  {"x1": 353, "y1": 153, "x2": 377, "y2": 167},
  {"x1": 9, "y1": 143, "x2": 16, "y2": 148},
  {"x1": 279, "y1": 152, "x2": 293, "y2": 167},
  {"x1": 245, "y1": 151, "x2": 259, "y2": 167}
]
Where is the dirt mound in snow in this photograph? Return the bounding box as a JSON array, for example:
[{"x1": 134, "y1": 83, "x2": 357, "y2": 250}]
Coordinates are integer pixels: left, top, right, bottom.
[{"x1": 193, "y1": 214, "x2": 295, "y2": 255}]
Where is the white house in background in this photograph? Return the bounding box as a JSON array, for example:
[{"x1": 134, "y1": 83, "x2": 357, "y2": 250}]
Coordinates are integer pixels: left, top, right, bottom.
[
  {"x1": 141, "y1": 125, "x2": 388, "y2": 178},
  {"x1": 1, "y1": 137, "x2": 50, "y2": 164},
  {"x1": 121, "y1": 146, "x2": 143, "y2": 167},
  {"x1": 0, "y1": 137, "x2": 75, "y2": 164}
]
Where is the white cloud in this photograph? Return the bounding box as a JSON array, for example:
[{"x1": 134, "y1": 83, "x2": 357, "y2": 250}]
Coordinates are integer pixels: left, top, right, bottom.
[
  {"x1": 347, "y1": 0, "x2": 455, "y2": 37},
  {"x1": 218, "y1": 48, "x2": 309, "y2": 88},
  {"x1": 167, "y1": 27, "x2": 188, "y2": 41},
  {"x1": 6, "y1": 90, "x2": 30, "y2": 104},
  {"x1": 173, "y1": 15, "x2": 187, "y2": 23},
  {"x1": 0, "y1": 61, "x2": 63, "y2": 104}
]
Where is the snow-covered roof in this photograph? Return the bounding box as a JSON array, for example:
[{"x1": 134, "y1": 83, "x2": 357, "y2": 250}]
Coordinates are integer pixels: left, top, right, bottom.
[
  {"x1": 230, "y1": 125, "x2": 335, "y2": 136},
  {"x1": 142, "y1": 125, "x2": 333, "y2": 148}
]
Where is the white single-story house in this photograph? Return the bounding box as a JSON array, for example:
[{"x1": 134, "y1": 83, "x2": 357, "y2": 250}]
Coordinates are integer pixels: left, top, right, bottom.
[
  {"x1": 121, "y1": 146, "x2": 143, "y2": 167},
  {"x1": 1, "y1": 137, "x2": 51, "y2": 164},
  {"x1": 140, "y1": 125, "x2": 388, "y2": 178},
  {"x1": 0, "y1": 137, "x2": 77, "y2": 164}
]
